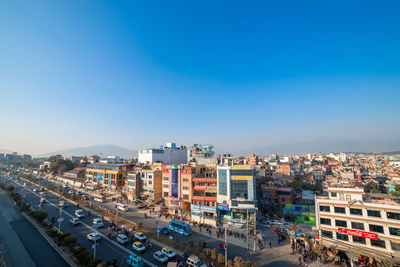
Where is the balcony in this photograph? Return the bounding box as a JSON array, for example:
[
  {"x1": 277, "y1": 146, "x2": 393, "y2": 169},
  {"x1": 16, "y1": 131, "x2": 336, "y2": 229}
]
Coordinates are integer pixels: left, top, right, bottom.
[
  {"x1": 193, "y1": 178, "x2": 217, "y2": 183},
  {"x1": 192, "y1": 195, "x2": 217, "y2": 202}
]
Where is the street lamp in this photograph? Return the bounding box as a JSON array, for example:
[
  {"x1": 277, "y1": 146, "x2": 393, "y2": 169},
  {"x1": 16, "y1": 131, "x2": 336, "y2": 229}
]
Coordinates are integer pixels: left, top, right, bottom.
[
  {"x1": 223, "y1": 223, "x2": 229, "y2": 267},
  {"x1": 58, "y1": 203, "x2": 63, "y2": 231}
]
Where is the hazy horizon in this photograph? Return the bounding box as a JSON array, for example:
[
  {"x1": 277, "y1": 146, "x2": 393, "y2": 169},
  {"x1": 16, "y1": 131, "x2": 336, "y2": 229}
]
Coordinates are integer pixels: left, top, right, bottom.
[{"x1": 1, "y1": 1, "x2": 400, "y2": 155}]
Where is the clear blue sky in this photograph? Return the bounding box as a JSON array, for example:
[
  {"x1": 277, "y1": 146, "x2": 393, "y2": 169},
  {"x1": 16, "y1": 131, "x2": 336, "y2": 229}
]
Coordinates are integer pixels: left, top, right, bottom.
[{"x1": 1, "y1": 0, "x2": 400, "y2": 155}]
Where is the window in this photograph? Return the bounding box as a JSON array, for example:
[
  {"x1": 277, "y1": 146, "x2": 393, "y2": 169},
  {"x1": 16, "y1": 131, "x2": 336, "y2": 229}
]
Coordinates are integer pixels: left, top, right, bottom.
[
  {"x1": 371, "y1": 239, "x2": 386, "y2": 248},
  {"x1": 350, "y1": 208, "x2": 363, "y2": 215},
  {"x1": 218, "y1": 170, "x2": 227, "y2": 196},
  {"x1": 321, "y1": 230, "x2": 333, "y2": 238},
  {"x1": 353, "y1": 236, "x2": 366, "y2": 244},
  {"x1": 183, "y1": 194, "x2": 189, "y2": 200},
  {"x1": 163, "y1": 192, "x2": 168, "y2": 197},
  {"x1": 367, "y1": 210, "x2": 381, "y2": 217},
  {"x1": 336, "y1": 233, "x2": 348, "y2": 241},
  {"x1": 391, "y1": 241, "x2": 400, "y2": 251},
  {"x1": 183, "y1": 186, "x2": 189, "y2": 190},
  {"x1": 183, "y1": 178, "x2": 189, "y2": 182},
  {"x1": 351, "y1": 222, "x2": 364, "y2": 230},
  {"x1": 330, "y1": 192, "x2": 337, "y2": 197},
  {"x1": 163, "y1": 177, "x2": 169, "y2": 181},
  {"x1": 334, "y1": 207, "x2": 346, "y2": 214},
  {"x1": 389, "y1": 227, "x2": 400, "y2": 236},
  {"x1": 163, "y1": 184, "x2": 169, "y2": 188},
  {"x1": 369, "y1": 224, "x2": 384, "y2": 233},
  {"x1": 335, "y1": 220, "x2": 347, "y2": 227},
  {"x1": 346, "y1": 195, "x2": 351, "y2": 201},
  {"x1": 387, "y1": 212, "x2": 400, "y2": 220},
  {"x1": 320, "y1": 206, "x2": 330, "y2": 212},
  {"x1": 320, "y1": 218, "x2": 331, "y2": 225},
  {"x1": 231, "y1": 180, "x2": 248, "y2": 199}
]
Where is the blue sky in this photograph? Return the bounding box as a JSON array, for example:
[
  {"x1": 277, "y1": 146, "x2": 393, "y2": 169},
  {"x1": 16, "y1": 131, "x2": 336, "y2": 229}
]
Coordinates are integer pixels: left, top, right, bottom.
[{"x1": 1, "y1": 1, "x2": 400, "y2": 155}]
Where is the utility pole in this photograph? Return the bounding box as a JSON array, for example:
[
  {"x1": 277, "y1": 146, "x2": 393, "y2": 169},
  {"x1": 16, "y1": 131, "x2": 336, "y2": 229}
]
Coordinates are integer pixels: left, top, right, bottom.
[
  {"x1": 93, "y1": 241, "x2": 97, "y2": 259},
  {"x1": 246, "y1": 208, "x2": 249, "y2": 250},
  {"x1": 58, "y1": 205, "x2": 63, "y2": 231},
  {"x1": 224, "y1": 225, "x2": 228, "y2": 266},
  {"x1": 115, "y1": 204, "x2": 118, "y2": 222}
]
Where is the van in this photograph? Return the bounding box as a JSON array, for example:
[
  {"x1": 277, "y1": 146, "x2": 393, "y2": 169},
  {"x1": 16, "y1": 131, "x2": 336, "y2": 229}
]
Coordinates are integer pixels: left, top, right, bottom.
[
  {"x1": 186, "y1": 255, "x2": 207, "y2": 267},
  {"x1": 117, "y1": 234, "x2": 129, "y2": 244},
  {"x1": 117, "y1": 203, "x2": 128, "y2": 212}
]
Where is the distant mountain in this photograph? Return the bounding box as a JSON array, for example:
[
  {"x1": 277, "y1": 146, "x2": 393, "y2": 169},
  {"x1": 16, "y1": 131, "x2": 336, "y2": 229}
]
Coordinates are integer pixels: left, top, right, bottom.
[
  {"x1": 0, "y1": 149, "x2": 13, "y2": 154},
  {"x1": 38, "y1": 144, "x2": 137, "y2": 158},
  {"x1": 232, "y1": 139, "x2": 400, "y2": 156}
]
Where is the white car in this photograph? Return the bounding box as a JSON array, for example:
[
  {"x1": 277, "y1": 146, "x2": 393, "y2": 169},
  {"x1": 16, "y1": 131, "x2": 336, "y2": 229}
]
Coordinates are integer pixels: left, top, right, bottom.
[
  {"x1": 162, "y1": 247, "x2": 176, "y2": 259},
  {"x1": 132, "y1": 242, "x2": 146, "y2": 252},
  {"x1": 134, "y1": 232, "x2": 147, "y2": 241},
  {"x1": 75, "y1": 209, "x2": 85, "y2": 218},
  {"x1": 33, "y1": 188, "x2": 38, "y2": 192},
  {"x1": 154, "y1": 251, "x2": 169, "y2": 263},
  {"x1": 87, "y1": 232, "x2": 101, "y2": 241},
  {"x1": 92, "y1": 218, "x2": 104, "y2": 228},
  {"x1": 70, "y1": 217, "x2": 80, "y2": 225},
  {"x1": 59, "y1": 201, "x2": 65, "y2": 207},
  {"x1": 116, "y1": 234, "x2": 129, "y2": 244},
  {"x1": 40, "y1": 198, "x2": 46, "y2": 204}
]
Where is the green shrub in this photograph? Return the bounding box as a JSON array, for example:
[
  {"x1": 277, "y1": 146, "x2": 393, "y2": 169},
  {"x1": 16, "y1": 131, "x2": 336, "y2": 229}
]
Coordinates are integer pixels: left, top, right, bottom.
[
  {"x1": 63, "y1": 235, "x2": 77, "y2": 247},
  {"x1": 87, "y1": 258, "x2": 102, "y2": 267},
  {"x1": 32, "y1": 210, "x2": 48, "y2": 222}
]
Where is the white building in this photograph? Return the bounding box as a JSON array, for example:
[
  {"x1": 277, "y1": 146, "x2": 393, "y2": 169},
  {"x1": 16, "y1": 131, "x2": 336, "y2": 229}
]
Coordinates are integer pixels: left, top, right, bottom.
[
  {"x1": 138, "y1": 142, "x2": 187, "y2": 164},
  {"x1": 315, "y1": 187, "x2": 400, "y2": 265},
  {"x1": 217, "y1": 165, "x2": 257, "y2": 227}
]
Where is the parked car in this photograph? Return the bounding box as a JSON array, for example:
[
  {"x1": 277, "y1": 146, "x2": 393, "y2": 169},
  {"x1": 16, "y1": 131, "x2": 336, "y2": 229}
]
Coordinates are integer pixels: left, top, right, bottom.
[
  {"x1": 68, "y1": 190, "x2": 74, "y2": 194},
  {"x1": 153, "y1": 251, "x2": 168, "y2": 263},
  {"x1": 58, "y1": 201, "x2": 65, "y2": 207},
  {"x1": 126, "y1": 254, "x2": 144, "y2": 267},
  {"x1": 157, "y1": 226, "x2": 169, "y2": 235},
  {"x1": 132, "y1": 242, "x2": 146, "y2": 253},
  {"x1": 75, "y1": 209, "x2": 85, "y2": 218},
  {"x1": 70, "y1": 217, "x2": 80, "y2": 225},
  {"x1": 33, "y1": 188, "x2": 38, "y2": 192},
  {"x1": 162, "y1": 247, "x2": 176, "y2": 259},
  {"x1": 134, "y1": 232, "x2": 147, "y2": 241},
  {"x1": 92, "y1": 218, "x2": 104, "y2": 228},
  {"x1": 117, "y1": 234, "x2": 129, "y2": 244},
  {"x1": 87, "y1": 232, "x2": 101, "y2": 241},
  {"x1": 40, "y1": 198, "x2": 46, "y2": 204}
]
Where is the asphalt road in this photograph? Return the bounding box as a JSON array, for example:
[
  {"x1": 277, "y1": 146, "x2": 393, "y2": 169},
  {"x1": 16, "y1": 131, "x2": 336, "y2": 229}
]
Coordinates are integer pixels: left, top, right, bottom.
[
  {"x1": 0, "y1": 186, "x2": 69, "y2": 267},
  {"x1": 1, "y1": 175, "x2": 185, "y2": 267}
]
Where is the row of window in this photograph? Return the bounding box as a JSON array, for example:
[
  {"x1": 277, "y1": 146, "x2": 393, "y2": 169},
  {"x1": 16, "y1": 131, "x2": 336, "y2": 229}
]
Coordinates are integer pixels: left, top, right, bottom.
[
  {"x1": 320, "y1": 205, "x2": 400, "y2": 219},
  {"x1": 320, "y1": 217, "x2": 400, "y2": 235},
  {"x1": 321, "y1": 230, "x2": 398, "y2": 250}
]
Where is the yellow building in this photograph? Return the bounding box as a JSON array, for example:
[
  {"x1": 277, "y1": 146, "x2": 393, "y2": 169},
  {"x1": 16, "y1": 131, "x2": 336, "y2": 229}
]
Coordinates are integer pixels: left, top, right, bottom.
[{"x1": 86, "y1": 163, "x2": 131, "y2": 190}]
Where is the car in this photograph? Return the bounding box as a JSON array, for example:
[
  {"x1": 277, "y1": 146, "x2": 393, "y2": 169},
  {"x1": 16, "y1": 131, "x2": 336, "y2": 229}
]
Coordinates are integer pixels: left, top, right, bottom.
[
  {"x1": 134, "y1": 232, "x2": 147, "y2": 241},
  {"x1": 81, "y1": 195, "x2": 88, "y2": 200},
  {"x1": 33, "y1": 188, "x2": 38, "y2": 192},
  {"x1": 138, "y1": 203, "x2": 147, "y2": 209},
  {"x1": 68, "y1": 190, "x2": 74, "y2": 194},
  {"x1": 92, "y1": 218, "x2": 104, "y2": 228},
  {"x1": 75, "y1": 209, "x2": 85, "y2": 218},
  {"x1": 87, "y1": 232, "x2": 101, "y2": 241},
  {"x1": 153, "y1": 251, "x2": 169, "y2": 263},
  {"x1": 186, "y1": 255, "x2": 208, "y2": 267},
  {"x1": 117, "y1": 234, "x2": 129, "y2": 244},
  {"x1": 157, "y1": 226, "x2": 169, "y2": 235},
  {"x1": 126, "y1": 254, "x2": 144, "y2": 267},
  {"x1": 40, "y1": 198, "x2": 46, "y2": 204},
  {"x1": 161, "y1": 247, "x2": 176, "y2": 259},
  {"x1": 70, "y1": 217, "x2": 80, "y2": 225},
  {"x1": 132, "y1": 242, "x2": 146, "y2": 252},
  {"x1": 23, "y1": 182, "x2": 27, "y2": 187}
]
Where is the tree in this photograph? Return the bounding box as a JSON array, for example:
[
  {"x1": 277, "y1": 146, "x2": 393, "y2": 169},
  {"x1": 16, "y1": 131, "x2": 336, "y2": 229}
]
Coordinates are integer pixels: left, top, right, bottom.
[
  {"x1": 370, "y1": 182, "x2": 381, "y2": 194},
  {"x1": 58, "y1": 165, "x2": 67, "y2": 176}
]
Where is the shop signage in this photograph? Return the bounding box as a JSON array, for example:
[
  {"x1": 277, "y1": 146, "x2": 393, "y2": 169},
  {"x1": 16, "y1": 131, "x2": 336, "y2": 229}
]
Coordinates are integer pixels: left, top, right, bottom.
[
  {"x1": 232, "y1": 165, "x2": 251, "y2": 169},
  {"x1": 192, "y1": 205, "x2": 216, "y2": 212},
  {"x1": 232, "y1": 175, "x2": 253, "y2": 180},
  {"x1": 337, "y1": 228, "x2": 377, "y2": 240},
  {"x1": 218, "y1": 203, "x2": 229, "y2": 211}
]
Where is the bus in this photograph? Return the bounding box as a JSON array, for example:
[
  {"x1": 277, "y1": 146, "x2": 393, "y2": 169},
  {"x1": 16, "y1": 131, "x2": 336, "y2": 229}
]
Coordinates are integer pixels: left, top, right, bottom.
[
  {"x1": 93, "y1": 195, "x2": 106, "y2": 203},
  {"x1": 168, "y1": 220, "x2": 191, "y2": 235}
]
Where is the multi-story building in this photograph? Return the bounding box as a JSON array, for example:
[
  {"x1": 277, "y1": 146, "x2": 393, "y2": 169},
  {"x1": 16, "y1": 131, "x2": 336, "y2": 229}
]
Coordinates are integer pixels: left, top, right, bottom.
[
  {"x1": 187, "y1": 144, "x2": 215, "y2": 163},
  {"x1": 138, "y1": 142, "x2": 187, "y2": 164},
  {"x1": 315, "y1": 187, "x2": 400, "y2": 264},
  {"x1": 162, "y1": 165, "x2": 194, "y2": 216},
  {"x1": 217, "y1": 165, "x2": 257, "y2": 227},
  {"x1": 126, "y1": 171, "x2": 142, "y2": 201},
  {"x1": 85, "y1": 163, "x2": 132, "y2": 190},
  {"x1": 191, "y1": 165, "x2": 218, "y2": 226},
  {"x1": 138, "y1": 164, "x2": 163, "y2": 203}
]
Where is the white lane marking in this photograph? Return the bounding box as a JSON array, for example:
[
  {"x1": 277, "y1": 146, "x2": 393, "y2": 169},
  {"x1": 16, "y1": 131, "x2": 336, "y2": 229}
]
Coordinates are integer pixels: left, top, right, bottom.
[{"x1": 13, "y1": 179, "x2": 158, "y2": 267}]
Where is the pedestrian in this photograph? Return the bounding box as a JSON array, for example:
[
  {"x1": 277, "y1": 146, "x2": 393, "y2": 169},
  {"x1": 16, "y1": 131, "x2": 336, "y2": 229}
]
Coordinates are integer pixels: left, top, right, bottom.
[
  {"x1": 269, "y1": 242, "x2": 272, "y2": 248},
  {"x1": 299, "y1": 256, "x2": 302, "y2": 264}
]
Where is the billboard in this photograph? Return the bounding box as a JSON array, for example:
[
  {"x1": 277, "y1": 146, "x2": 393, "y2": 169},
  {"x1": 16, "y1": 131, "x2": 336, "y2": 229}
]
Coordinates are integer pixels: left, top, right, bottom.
[{"x1": 232, "y1": 175, "x2": 253, "y2": 180}]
